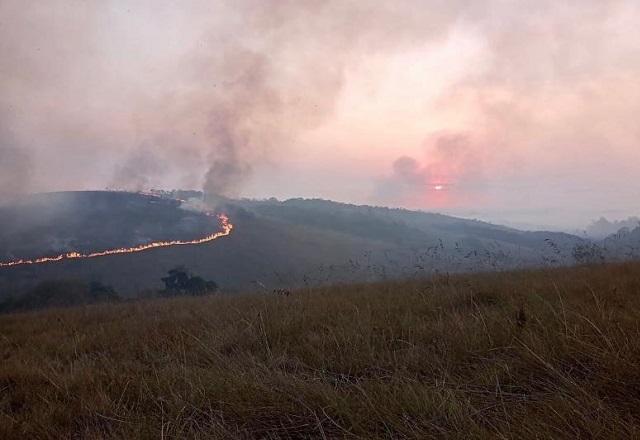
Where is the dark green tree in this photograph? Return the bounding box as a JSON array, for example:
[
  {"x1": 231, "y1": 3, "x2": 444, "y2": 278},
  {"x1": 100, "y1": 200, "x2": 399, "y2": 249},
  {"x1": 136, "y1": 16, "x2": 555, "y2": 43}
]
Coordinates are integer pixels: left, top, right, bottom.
[
  {"x1": 161, "y1": 266, "x2": 191, "y2": 293},
  {"x1": 161, "y1": 267, "x2": 218, "y2": 296}
]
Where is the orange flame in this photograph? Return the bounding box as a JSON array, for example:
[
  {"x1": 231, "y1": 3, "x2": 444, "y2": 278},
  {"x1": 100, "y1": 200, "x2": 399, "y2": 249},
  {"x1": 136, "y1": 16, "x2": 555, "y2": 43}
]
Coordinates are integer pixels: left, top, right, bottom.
[{"x1": 0, "y1": 213, "x2": 233, "y2": 268}]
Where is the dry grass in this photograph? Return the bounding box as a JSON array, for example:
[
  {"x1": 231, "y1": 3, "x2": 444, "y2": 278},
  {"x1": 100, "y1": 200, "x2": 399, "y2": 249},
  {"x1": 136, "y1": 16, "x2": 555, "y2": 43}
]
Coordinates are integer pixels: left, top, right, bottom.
[{"x1": 2, "y1": 262, "x2": 640, "y2": 439}]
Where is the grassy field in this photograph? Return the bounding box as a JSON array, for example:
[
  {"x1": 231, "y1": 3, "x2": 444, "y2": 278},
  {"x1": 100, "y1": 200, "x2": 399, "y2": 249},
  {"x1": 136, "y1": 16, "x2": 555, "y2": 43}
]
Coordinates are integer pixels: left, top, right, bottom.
[{"x1": 2, "y1": 262, "x2": 640, "y2": 438}]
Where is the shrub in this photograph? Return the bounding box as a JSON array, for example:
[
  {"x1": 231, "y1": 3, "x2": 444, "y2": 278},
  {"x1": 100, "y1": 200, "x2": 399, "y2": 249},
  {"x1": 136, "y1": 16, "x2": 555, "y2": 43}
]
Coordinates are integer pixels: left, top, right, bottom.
[{"x1": 0, "y1": 279, "x2": 120, "y2": 313}]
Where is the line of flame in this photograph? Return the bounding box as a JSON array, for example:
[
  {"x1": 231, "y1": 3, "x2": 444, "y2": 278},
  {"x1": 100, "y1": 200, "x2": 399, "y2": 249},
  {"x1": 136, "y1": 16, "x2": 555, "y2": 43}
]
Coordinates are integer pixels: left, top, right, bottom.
[{"x1": 0, "y1": 214, "x2": 233, "y2": 268}]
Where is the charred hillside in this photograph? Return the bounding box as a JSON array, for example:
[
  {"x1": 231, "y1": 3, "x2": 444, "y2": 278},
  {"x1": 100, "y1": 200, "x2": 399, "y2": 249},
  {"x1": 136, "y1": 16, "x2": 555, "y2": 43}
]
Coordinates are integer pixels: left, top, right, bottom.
[{"x1": 0, "y1": 191, "x2": 607, "y2": 297}]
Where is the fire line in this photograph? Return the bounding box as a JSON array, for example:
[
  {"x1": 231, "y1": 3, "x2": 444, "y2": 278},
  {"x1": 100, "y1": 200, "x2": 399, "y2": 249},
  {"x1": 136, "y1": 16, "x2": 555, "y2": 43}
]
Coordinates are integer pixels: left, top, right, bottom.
[{"x1": 0, "y1": 213, "x2": 233, "y2": 268}]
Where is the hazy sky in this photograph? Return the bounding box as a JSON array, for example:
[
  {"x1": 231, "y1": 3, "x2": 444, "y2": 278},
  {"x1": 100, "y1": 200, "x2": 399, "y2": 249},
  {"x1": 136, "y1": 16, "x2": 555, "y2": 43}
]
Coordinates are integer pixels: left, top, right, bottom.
[{"x1": 1, "y1": 0, "x2": 639, "y2": 229}]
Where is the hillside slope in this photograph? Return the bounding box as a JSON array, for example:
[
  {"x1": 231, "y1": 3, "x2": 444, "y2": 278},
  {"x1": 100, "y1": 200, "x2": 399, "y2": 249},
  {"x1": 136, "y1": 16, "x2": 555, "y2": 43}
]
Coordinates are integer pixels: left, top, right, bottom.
[
  {"x1": 1, "y1": 262, "x2": 640, "y2": 438},
  {"x1": 0, "y1": 191, "x2": 589, "y2": 296}
]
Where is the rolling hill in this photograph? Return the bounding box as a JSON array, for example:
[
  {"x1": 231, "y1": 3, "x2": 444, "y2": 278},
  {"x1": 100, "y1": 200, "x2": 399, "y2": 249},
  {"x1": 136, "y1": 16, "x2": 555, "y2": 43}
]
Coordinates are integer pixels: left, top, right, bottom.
[{"x1": 0, "y1": 191, "x2": 597, "y2": 297}]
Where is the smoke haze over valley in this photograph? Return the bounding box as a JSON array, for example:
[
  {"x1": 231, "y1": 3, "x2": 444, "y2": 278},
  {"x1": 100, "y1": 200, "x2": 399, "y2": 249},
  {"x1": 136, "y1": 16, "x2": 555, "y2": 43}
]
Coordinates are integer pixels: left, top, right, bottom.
[{"x1": 1, "y1": 0, "x2": 639, "y2": 229}]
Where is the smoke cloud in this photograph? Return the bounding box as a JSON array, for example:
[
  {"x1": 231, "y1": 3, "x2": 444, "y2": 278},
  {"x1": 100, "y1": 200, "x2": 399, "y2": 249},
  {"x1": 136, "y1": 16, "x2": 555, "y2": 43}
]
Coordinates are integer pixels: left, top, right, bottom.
[
  {"x1": 0, "y1": 0, "x2": 468, "y2": 197},
  {"x1": 376, "y1": 133, "x2": 486, "y2": 207},
  {"x1": 0, "y1": 115, "x2": 32, "y2": 203},
  {"x1": 0, "y1": 144, "x2": 31, "y2": 203},
  {"x1": 110, "y1": 147, "x2": 169, "y2": 192},
  {"x1": 0, "y1": 0, "x2": 639, "y2": 226}
]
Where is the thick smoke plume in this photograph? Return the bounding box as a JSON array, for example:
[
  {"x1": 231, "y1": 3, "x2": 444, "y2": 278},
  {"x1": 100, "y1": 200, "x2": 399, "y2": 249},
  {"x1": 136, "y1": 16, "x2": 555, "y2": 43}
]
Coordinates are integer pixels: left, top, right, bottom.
[
  {"x1": 0, "y1": 117, "x2": 31, "y2": 203},
  {"x1": 0, "y1": 0, "x2": 466, "y2": 197},
  {"x1": 0, "y1": 144, "x2": 31, "y2": 203},
  {"x1": 0, "y1": 0, "x2": 639, "y2": 227},
  {"x1": 168, "y1": 1, "x2": 470, "y2": 197}
]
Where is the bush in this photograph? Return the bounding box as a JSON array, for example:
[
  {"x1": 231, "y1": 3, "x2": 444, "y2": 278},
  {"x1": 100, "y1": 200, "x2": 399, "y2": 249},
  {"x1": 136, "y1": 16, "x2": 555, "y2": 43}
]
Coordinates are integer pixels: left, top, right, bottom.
[{"x1": 0, "y1": 280, "x2": 120, "y2": 314}]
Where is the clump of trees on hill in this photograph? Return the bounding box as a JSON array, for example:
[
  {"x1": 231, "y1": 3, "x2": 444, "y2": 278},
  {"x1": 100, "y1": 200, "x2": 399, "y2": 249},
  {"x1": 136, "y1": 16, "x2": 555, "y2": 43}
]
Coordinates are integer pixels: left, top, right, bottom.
[
  {"x1": 161, "y1": 266, "x2": 218, "y2": 296},
  {"x1": 0, "y1": 280, "x2": 120, "y2": 314}
]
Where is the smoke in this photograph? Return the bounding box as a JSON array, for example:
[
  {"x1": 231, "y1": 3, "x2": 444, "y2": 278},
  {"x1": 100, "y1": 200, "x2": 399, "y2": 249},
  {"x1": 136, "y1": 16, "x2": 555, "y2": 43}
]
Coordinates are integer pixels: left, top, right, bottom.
[
  {"x1": 110, "y1": 147, "x2": 169, "y2": 192},
  {"x1": 0, "y1": 144, "x2": 31, "y2": 203},
  {"x1": 376, "y1": 133, "x2": 486, "y2": 207},
  {"x1": 0, "y1": 0, "x2": 470, "y2": 198},
  {"x1": 199, "y1": 49, "x2": 282, "y2": 196},
  {"x1": 587, "y1": 216, "x2": 640, "y2": 239},
  {"x1": 0, "y1": 0, "x2": 639, "y2": 226},
  {"x1": 168, "y1": 1, "x2": 470, "y2": 196},
  {"x1": 0, "y1": 116, "x2": 32, "y2": 203}
]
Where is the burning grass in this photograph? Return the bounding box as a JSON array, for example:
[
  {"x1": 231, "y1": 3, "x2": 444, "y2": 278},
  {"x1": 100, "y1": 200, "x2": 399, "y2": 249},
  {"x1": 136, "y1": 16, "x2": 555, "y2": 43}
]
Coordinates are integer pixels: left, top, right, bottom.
[
  {"x1": 0, "y1": 213, "x2": 232, "y2": 268},
  {"x1": 2, "y1": 262, "x2": 640, "y2": 438}
]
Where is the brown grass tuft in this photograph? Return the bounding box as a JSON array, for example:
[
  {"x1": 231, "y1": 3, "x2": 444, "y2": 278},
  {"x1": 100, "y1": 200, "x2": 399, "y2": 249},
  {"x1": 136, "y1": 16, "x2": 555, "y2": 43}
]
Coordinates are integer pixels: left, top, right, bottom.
[{"x1": 2, "y1": 262, "x2": 640, "y2": 438}]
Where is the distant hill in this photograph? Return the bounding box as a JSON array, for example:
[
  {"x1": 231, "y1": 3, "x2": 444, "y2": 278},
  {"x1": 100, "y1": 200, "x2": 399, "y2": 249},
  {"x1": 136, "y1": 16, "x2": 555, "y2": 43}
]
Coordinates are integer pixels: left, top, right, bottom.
[
  {"x1": 600, "y1": 225, "x2": 640, "y2": 260},
  {"x1": 0, "y1": 191, "x2": 593, "y2": 297},
  {"x1": 586, "y1": 216, "x2": 640, "y2": 239}
]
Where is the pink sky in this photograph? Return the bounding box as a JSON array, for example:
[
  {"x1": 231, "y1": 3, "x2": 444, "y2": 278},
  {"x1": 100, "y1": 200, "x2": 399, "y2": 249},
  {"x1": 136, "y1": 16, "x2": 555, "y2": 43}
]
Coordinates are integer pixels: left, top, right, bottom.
[{"x1": 1, "y1": 0, "x2": 639, "y2": 229}]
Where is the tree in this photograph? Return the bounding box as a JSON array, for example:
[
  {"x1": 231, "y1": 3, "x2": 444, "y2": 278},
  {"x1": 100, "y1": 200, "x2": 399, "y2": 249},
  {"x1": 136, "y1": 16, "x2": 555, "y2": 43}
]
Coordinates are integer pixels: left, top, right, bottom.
[
  {"x1": 161, "y1": 266, "x2": 190, "y2": 292},
  {"x1": 161, "y1": 266, "x2": 218, "y2": 296}
]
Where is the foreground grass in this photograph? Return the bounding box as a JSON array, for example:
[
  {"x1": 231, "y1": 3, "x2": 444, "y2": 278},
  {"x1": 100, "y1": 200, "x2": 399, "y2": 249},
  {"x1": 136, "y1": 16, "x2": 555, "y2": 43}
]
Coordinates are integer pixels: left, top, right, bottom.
[{"x1": 2, "y1": 263, "x2": 640, "y2": 439}]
